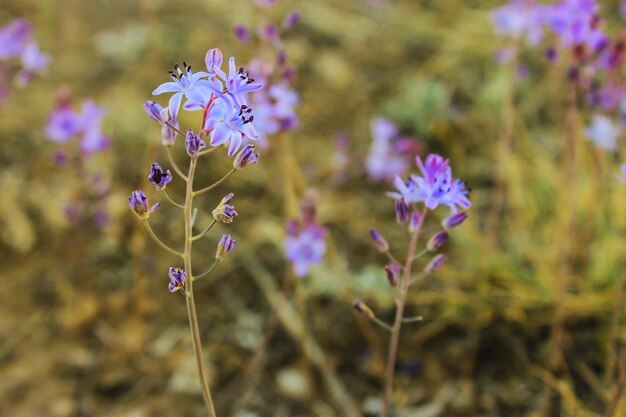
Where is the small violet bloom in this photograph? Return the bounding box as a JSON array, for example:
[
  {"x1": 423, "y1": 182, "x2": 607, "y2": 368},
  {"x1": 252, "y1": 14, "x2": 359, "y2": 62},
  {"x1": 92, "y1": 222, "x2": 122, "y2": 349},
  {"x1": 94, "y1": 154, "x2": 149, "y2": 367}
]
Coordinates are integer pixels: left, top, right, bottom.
[
  {"x1": 389, "y1": 154, "x2": 471, "y2": 214},
  {"x1": 212, "y1": 193, "x2": 238, "y2": 224},
  {"x1": 212, "y1": 56, "x2": 263, "y2": 106},
  {"x1": 585, "y1": 114, "x2": 619, "y2": 152},
  {"x1": 204, "y1": 99, "x2": 259, "y2": 157},
  {"x1": 185, "y1": 129, "x2": 206, "y2": 155},
  {"x1": 491, "y1": 0, "x2": 546, "y2": 46},
  {"x1": 148, "y1": 163, "x2": 172, "y2": 190},
  {"x1": 366, "y1": 117, "x2": 414, "y2": 182},
  {"x1": 128, "y1": 190, "x2": 159, "y2": 220},
  {"x1": 152, "y1": 62, "x2": 212, "y2": 119},
  {"x1": 284, "y1": 221, "x2": 327, "y2": 277},
  {"x1": 233, "y1": 144, "x2": 260, "y2": 169},
  {"x1": 0, "y1": 19, "x2": 31, "y2": 59},
  {"x1": 144, "y1": 100, "x2": 169, "y2": 124},
  {"x1": 168, "y1": 267, "x2": 187, "y2": 293},
  {"x1": 216, "y1": 234, "x2": 236, "y2": 260},
  {"x1": 46, "y1": 106, "x2": 83, "y2": 142}
]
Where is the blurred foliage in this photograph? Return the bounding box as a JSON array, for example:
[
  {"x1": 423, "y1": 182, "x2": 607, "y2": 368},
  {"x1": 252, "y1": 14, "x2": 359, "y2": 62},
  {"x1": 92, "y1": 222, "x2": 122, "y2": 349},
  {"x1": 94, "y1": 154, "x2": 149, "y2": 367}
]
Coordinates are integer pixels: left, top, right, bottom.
[{"x1": 1, "y1": 0, "x2": 626, "y2": 416}]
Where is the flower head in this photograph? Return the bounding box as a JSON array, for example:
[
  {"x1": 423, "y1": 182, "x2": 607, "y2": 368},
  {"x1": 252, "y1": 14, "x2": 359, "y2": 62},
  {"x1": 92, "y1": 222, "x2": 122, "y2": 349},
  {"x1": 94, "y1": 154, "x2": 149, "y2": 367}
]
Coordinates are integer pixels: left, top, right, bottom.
[
  {"x1": 0, "y1": 19, "x2": 31, "y2": 59},
  {"x1": 285, "y1": 221, "x2": 327, "y2": 277},
  {"x1": 213, "y1": 56, "x2": 263, "y2": 106},
  {"x1": 212, "y1": 193, "x2": 238, "y2": 223},
  {"x1": 46, "y1": 106, "x2": 82, "y2": 142},
  {"x1": 216, "y1": 234, "x2": 236, "y2": 260},
  {"x1": 233, "y1": 144, "x2": 260, "y2": 169},
  {"x1": 168, "y1": 267, "x2": 187, "y2": 293},
  {"x1": 128, "y1": 190, "x2": 159, "y2": 220},
  {"x1": 148, "y1": 163, "x2": 173, "y2": 190},
  {"x1": 424, "y1": 254, "x2": 446, "y2": 274},
  {"x1": 152, "y1": 62, "x2": 212, "y2": 118},
  {"x1": 492, "y1": 0, "x2": 546, "y2": 46},
  {"x1": 204, "y1": 98, "x2": 259, "y2": 157},
  {"x1": 185, "y1": 129, "x2": 206, "y2": 155}
]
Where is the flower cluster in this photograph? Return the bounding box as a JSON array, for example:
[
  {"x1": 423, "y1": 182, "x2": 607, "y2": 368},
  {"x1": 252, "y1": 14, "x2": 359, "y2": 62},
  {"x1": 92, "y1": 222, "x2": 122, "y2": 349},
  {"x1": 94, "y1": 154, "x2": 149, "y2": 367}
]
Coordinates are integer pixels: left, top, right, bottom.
[
  {"x1": 46, "y1": 97, "x2": 110, "y2": 156},
  {"x1": 365, "y1": 117, "x2": 421, "y2": 182},
  {"x1": 0, "y1": 18, "x2": 49, "y2": 96}
]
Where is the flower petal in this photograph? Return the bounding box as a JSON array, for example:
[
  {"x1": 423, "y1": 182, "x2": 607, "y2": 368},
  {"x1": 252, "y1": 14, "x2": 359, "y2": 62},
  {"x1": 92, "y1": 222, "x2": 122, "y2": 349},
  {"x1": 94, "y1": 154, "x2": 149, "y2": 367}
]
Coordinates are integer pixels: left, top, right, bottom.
[
  {"x1": 168, "y1": 92, "x2": 183, "y2": 119},
  {"x1": 152, "y1": 82, "x2": 180, "y2": 95},
  {"x1": 228, "y1": 131, "x2": 243, "y2": 157},
  {"x1": 210, "y1": 123, "x2": 231, "y2": 146}
]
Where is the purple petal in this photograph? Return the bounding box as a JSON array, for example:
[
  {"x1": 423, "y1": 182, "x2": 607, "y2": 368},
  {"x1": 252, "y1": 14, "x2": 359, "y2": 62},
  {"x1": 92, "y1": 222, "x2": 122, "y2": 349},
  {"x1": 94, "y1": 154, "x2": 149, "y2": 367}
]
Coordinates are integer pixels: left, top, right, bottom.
[
  {"x1": 152, "y1": 82, "x2": 180, "y2": 95},
  {"x1": 228, "y1": 131, "x2": 243, "y2": 156},
  {"x1": 211, "y1": 123, "x2": 231, "y2": 146},
  {"x1": 168, "y1": 92, "x2": 183, "y2": 119}
]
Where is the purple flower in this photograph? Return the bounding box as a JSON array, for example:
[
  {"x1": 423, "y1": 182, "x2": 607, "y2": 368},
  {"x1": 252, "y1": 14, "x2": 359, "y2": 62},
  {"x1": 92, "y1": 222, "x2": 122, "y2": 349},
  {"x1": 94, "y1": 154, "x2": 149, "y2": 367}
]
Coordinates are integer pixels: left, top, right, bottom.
[
  {"x1": 128, "y1": 190, "x2": 159, "y2": 219},
  {"x1": 148, "y1": 163, "x2": 173, "y2": 190},
  {"x1": 369, "y1": 229, "x2": 389, "y2": 253},
  {"x1": 285, "y1": 221, "x2": 327, "y2": 277},
  {"x1": 283, "y1": 11, "x2": 300, "y2": 29},
  {"x1": 426, "y1": 230, "x2": 449, "y2": 252},
  {"x1": 0, "y1": 19, "x2": 31, "y2": 59},
  {"x1": 152, "y1": 62, "x2": 212, "y2": 118},
  {"x1": 185, "y1": 129, "x2": 206, "y2": 156},
  {"x1": 395, "y1": 198, "x2": 409, "y2": 223},
  {"x1": 424, "y1": 254, "x2": 446, "y2": 274},
  {"x1": 205, "y1": 48, "x2": 223, "y2": 75},
  {"x1": 585, "y1": 114, "x2": 619, "y2": 151},
  {"x1": 365, "y1": 117, "x2": 414, "y2": 181},
  {"x1": 545, "y1": 0, "x2": 607, "y2": 53},
  {"x1": 212, "y1": 193, "x2": 238, "y2": 223},
  {"x1": 212, "y1": 56, "x2": 263, "y2": 106},
  {"x1": 385, "y1": 263, "x2": 400, "y2": 288},
  {"x1": 20, "y1": 42, "x2": 49, "y2": 73},
  {"x1": 168, "y1": 267, "x2": 187, "y2": 293},
  {"x1": 216, "y1": 234, "x2": 236, "y2": 260},
  {"x1": 409, "y1": 209, "x2": 423, "y2": 233},
  {"x1": 233, "y1": 25, "x2": 250, "y2": 42},
  {"x1": 390, "y1": 154, "x2": 471, "y2": 214},
  {"x1": 204, "y1": 98, "x2": 259, "y2": 157},
  {"x1": 233, "y1": 144, "x2": 259, "y2": 169},
  {"x1": 442, "y1": 211, "x2": 468, "y2": 229},
  {"x1": 615, "y1": 163, "x2": 626, "y2": 184},
  {"x1": 492, "y1": 0, "x2": 546, "y2": 46},
  {"x1": 144, "y1": 101, "x2": 169, "y2": 123},
  {"x1": 46, "y1": 106, "x2": 82, "y2": 142},
  {"x1": 78, "y1": 100, "x2": 109, "y2": 156}
]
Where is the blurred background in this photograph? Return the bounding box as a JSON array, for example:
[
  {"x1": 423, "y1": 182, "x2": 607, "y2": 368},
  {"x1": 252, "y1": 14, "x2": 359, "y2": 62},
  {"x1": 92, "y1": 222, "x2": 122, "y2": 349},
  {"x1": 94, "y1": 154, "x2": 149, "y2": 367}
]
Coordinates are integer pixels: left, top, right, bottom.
[{"x1": 1, "y1": 0, "x2": 626, "y2": 416}]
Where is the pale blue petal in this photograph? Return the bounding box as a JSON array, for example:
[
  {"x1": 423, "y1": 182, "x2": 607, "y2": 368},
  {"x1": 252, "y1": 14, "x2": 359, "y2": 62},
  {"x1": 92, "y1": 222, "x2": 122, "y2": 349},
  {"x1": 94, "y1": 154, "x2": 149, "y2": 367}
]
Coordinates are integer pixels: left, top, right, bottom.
[{"x1": 152, "y1": 82, "x2": 180, "y2": 95}]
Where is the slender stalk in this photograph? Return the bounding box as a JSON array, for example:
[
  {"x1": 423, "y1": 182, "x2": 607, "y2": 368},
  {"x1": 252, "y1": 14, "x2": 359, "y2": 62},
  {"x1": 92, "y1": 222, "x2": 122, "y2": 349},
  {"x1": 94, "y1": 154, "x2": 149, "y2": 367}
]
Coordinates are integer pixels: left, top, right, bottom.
[
  {"x1": 194, "y1": 260, "x2": 220, "y2": 281},
  {"x1": 371, "y1": 316, "x2": 393, "y2": 332},
  {"x1": 381, "y1": 207, "x2": 427, "y2": 417},
  {"x1": 607, "y1": 339, "x2": 626, "y2": 417},
  {"x1": 183, "y1": 156, "x2": 217, "y2": 417},
  {"x1": 192, "y1": 220, "x2": 217, "y2": 241},
  {"x1": 165, "y1": 120, "x2": 185, "y2": 136},
  {"x1": 193, "y1": 169, "x2": 236, "y2": 196},
  {"x1": 401, "y1": 316, "x2": 423, "y2": 323},
  {"x1": 142, "y1": 220, "x2": 183, "y2": 258},
  {"x1": 198, "y1": 147, "x2": 218, "y2": 157},
  {"x1": 167, "y1": 146, "x2": 188, "y2": 181},
  {"x1": 161, "y1": 189, "x2": 184, "y2": 208}
]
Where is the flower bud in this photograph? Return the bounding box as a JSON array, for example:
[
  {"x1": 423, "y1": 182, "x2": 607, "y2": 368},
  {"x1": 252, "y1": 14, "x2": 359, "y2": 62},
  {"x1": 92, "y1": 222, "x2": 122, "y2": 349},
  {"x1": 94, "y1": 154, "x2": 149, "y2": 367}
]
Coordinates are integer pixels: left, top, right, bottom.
[
  {"x1": 161, "y1": 118, "x2": 179, "y2": 146},
  {"x1": 395, "y1": 198, "x2": 409, "y2": 224},
  {"x1": 212, "y1": 193, "x2": 238, "y2": 223},
  {"x1": 353, "y1": 300, "x2": 375, "y2": 319},
  {"x1": 206, "y1": 48, "x2": 223, "y2": 73},
  {"x1": 442, "y1": 212, "x2": 468, "y2": 229},
  {"x1": 168, "y1": 267, "x2": 187, "y2": 293},
  {"x1": 233, "y1": 25, "x2": 250, "y2": 42},
  {"x1": 282, "y1": 11, "x2": 300, "y2": 29},
  {"x1": 426, "y1": 230, "x2": 448, "y2": 252},
  {"x1": 233, "y1": 144, "x2": 259, "y2": 169},
  {"x1": 216, "y1": 234, "x2": 236, "y2": 260},
  {"x1": 424, "y1": 254, "x2": 446, "y2": 274},
  {"x1": 385, "y1": 263, "x2": 400, "y2": 288},
  {"x1": 144, "y1": 101, "x2": 168, "y2": 123},
  {"x1": 369, "y1": 229, "x2": 389, "y2": 252},
  {"x1": 148, "y1": 163, "x2": 172, "y2": 191},
  {"x1": 408, "y1": 210, "x2": 422, "y2": 233},
  {"x1": 185, "y1": 129, "x2": 206, "y2": 156},
  {"x1": 128, "y1": 190, "x2": 159, "y2": 220}
]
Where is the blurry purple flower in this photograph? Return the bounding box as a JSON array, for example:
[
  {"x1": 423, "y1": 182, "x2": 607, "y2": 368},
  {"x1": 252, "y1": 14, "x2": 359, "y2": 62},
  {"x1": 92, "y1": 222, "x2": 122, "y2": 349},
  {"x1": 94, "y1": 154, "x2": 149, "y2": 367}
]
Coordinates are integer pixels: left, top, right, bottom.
[
  {"x1": 584, "y1": 114, "x2": 619, "y2": 151},
  {"x1": 545, "y1": 0, "x2": 607, "y2": 53},
  {"x1": 168, "y1": 267, "x2": 187, "y2": 293},
  {"x1": 152, "y1": 62, "x2": 212, "y2": 118},
  {"x1": 370, "y1": 229, "x2": 389, "y2": 253},
  {"x1": 615, "y1": 163, "x2": 626, "y2": 183},
  {"x1": 283, "y1": 11, "x2": 300, "y2": 29},
  {"x1": 409, "y1": 209, "x2": 423, "y2": 233},
  {"x1": 94, "y1": 207, "x2": 109, "y2": 229},
  {"x1": 269, "y1": 83, "x2": 299, "y2": 122},
  {"x1": 0, "y1": 19, "x2": 31, "y2": 59},
  {"x1": 262, "y1": 24, "x2": 278, "y2": 41},
  {"x1": 20, "y1": 42, "x2": 49, "y2": 72},
  {"x1": 234, "y1": 25, "x2": 250, "y2": 42},
  {"x1": 216, "y1": 234, "x2": 236, "y2": 260},
  {"x1": 442, "y1": 211, "x2": 468, "y2": 229},
  {"x1": 185, "y1": 129, "x2": 206, "y2": 156},
  {"x1": 492, "y1": 0, "x2": 546, "y2": 46},
  {"x1": 424, "y1": 254, "x2": 446, "y2": 274},
  {"x1": 80, "y1": 127, "x2": 110, "y2": 156},
  {"x1": 385, "y1": 262, "x2": 400, "y2": 287},
  {"x1": 46, "y1": 106, "x2": 82, "y2": 142},
  {"x1": 128, "y1": 190, "x2": 159, "y2": 220},
  {"x1": 213, "y1": 57, "x2": 263, "y2": 106},
  {"x1": 285, "y1": 221, "x2": 327, "y2": 277},
  {"x1": 204, "y1": 98, "x2": 258, "y2": 157},
  {"x1": 148, "y1": 163, "x2": 173, "y2": 190},
  {"x1": 494, "y1": 46, "x2": 517, "y2": 63},
  {"x1": 233, "y1": 144, "x2": 259, "y2": 169},
  {"x1": 161, "y1": 118, "x2": 179, "y2": 146},
  {"x1": 426, "y1": 230, "x2": 449, "y2": 252},
  {"x1": 212, "y1": 193, "x2": 238, "y2": 224},
  {"x1": 395, "y1": 198, "x2": 409, "y2": 223},
  {"x1": 255, "y1": 0, "x2": 276, "y2": 5},
  {"x1": 78, "y1": 100, "x2": 109, "y2": 156},
  {"x1": 390, "y1": 154, "x2": 471, "y2": 214}
]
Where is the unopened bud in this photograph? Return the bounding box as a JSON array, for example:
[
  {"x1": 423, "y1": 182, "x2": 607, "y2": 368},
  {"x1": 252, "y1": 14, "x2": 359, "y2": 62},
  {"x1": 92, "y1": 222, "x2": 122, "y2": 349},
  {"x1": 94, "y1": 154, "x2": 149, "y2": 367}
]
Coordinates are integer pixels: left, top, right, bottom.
[
  {"x1": 385, "y1": 263, "x2": 400, "y2": 288},
  {"x1": 353, "y1": 299, "x2": 375, "y2": 319},
  {"x1": 233, "y1": 144, "x2": 259, "y2": 169},
  {"x1": 424, "y1": 254, "x2": 446, "y2": 274},
  {"x1": 427, "y1": 231, "x2": 448, "y2": 252},
  {"x1": 442, "y1": 212, "x2": 468, "y2": 229},
  {"x1": 215, "y1": 234, "x2": 236, "y2": 260},
  {"x1": 395, "y1": 198, "x2": 409, "y2": 224},
  {"x1": 408, "y1": 210, "x2": 422, "y2": 233},
  {"x1": 370, "y1": 229, "x2": 389, "y2": 252}
]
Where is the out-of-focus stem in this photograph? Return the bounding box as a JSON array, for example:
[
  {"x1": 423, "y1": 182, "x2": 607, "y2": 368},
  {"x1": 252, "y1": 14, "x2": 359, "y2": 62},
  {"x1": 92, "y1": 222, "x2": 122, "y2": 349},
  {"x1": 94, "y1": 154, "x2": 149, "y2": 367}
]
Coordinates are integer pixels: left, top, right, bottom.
[
  {"x1": 381, "y1": 207, "x2": 427, "y2": 417},
  {"x1": 183, "y1": 156, "x2": 217, "y2": 417},
  {"x1": 193, "y1": 169, "x2": 236, "y2": 196}
]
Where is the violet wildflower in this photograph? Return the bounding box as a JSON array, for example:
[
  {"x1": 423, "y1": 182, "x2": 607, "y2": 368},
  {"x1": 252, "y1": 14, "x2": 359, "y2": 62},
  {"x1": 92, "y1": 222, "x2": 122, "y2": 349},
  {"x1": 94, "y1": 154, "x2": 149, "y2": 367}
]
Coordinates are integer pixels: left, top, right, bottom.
[
  {"x1": 284, "y1": 221, "x2": 327, "y2": 277},
  {"x1": 233, "y1": 144, "x2": 259, "y2": 169},
  {"x1": 205, "y1": 48, "x2": 223, "y2": 75},
  {"x1": 442, "y1": 211, "x2": 468, "y2": 229},
  {"x1": 426, "y1": 230, "x2": 449, "y2": 252},
  {"x1": 491, "y1": 0, "x2": 546, "y2": 46},
  {"x1": 370, "y1": 229, "x2": 389, "y2": 253},
  {"x1": 185, "y1": 129, "x2": 206, "y2": 155},
  {"x1": 615, "y1": 163, "x2": 626, "y2": 184},
  {"x1": 385, "y1": 263, "x2": 401, "y2": 288},
  {"x1": 128, "y1": 190, "x2": 159, "y2": 220},
  {"x1": 144, "y1": 100, "x2": 168, "y2": 123},
  {"x1": 545, "y1": 0, "x2": 607, "y2": 54},
  {"x1": 584, "y1": 114, "x2": 619, "y2": 151},
  {"x1": 395, "y1": 198, "x2": 409, "y2": 223},
  {"x1": 424, "y1": 254, "x2": 446, "y2": 274},
  {"x1": 216, "y1": 234, "x2": 236, "y2": 260},
  {"x1": 46, "y1": 106, "x2": 82, "y2": 142},
  {"x1": 212, "y1": 193, "x2": 238, "y2": 223},
  {"x1": 234, "y1": 25, "x2": 250, "y2": 43},
  {"x1": 0, "y1": 19, "x2": 31, "y2": 59},
  {"x1": 390, "y1": 154, "x2": 471, "y2": 214},
  {"x1": 168, "y1": 267, "x2": 187, "y2": 293},
  {"x1": 78, "y1": 101, "x2": 110, "y2": 156},
  {"x1": 212, "y1": 56, "x2": 263, "y2": 106},
  {"x1": 148, "y1": 163, "x2": 173, "y2": 190},
  {"x1": 282, "y1": 11, "x2": 300, "y2": 29},
  {"x1": 161, "y1": 118, "x2": 179, "y2": 146},
  {"x1": 152, "y1": 62, "x2": 212, "y2": 118},
  {"x1": 353, "y1": 300, "x2": 375, "y2": 319},
  {"x1": 204, "y1": 98, "x2": 259, "y2": 157},
  {"x1": 365, "y1": 117, "x2": 409, "y2": 181}
]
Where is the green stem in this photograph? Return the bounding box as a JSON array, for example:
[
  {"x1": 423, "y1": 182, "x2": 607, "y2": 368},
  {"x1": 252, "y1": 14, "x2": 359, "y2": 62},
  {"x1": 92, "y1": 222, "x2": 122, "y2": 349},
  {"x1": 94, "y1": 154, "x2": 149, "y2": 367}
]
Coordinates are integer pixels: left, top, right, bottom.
[
  {"x1": 371, "y1": 316, "x2": 393, "y2": 332},
  {"x1": 161, "y1": 189, "x2": 184, "y2": 208},
  {"x1": 401, "y1": 316, "x2": 423, "y2": 323},
  {"x1": 193, "y1": 260, "x2": 220, "y2": 281},
  {"x1": 167, "y1": 146, "x2": 188, "y2": 181},
  {"x1": 183, "y1": 156, "x2": 218, "y2": 417},
  {"x1": 142, "y1": 220, "x2": 183, "y2": 258},
  {"x1": 193, "y1": 169, "x2": 236, "y2": 197},
  {"x1": 192, "y1": 219, "x2": 217, "y2": 241}
]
